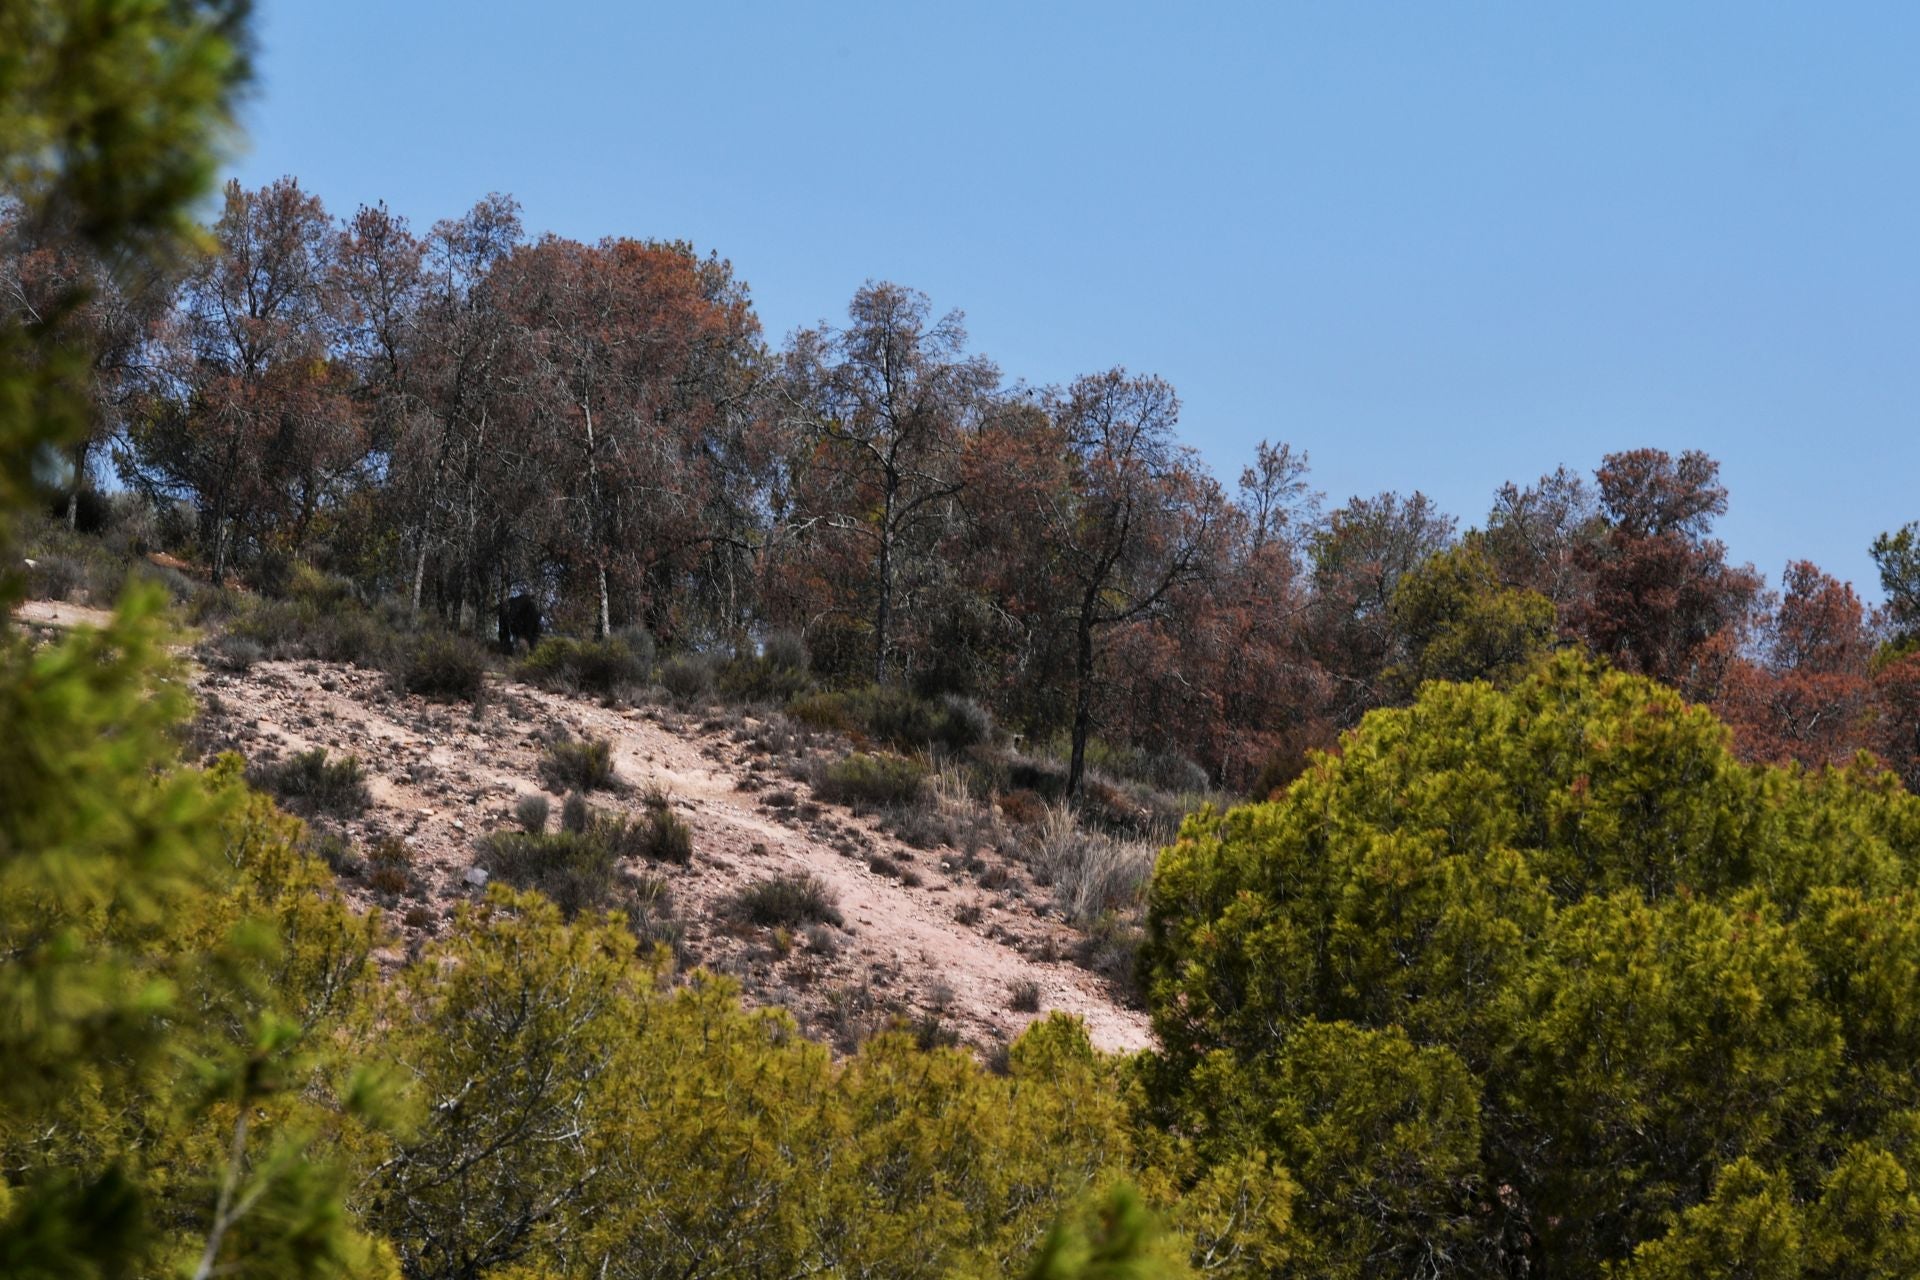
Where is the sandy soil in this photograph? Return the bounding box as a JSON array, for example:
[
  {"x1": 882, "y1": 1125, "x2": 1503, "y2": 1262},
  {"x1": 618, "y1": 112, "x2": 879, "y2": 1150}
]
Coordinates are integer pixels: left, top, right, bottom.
[
  {"x1": 11, "y1": 598, "x2": 119, "y2": 630},
  {"x1": 188, "y1": 658, "x2": 1154, "y2": 1055}
]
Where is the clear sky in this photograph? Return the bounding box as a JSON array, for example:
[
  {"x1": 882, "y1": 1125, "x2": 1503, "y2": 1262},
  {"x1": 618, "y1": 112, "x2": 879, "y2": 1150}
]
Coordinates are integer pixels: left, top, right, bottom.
[{"x1": 226, "y1": 2, "x2": 1919, "y2": 600}]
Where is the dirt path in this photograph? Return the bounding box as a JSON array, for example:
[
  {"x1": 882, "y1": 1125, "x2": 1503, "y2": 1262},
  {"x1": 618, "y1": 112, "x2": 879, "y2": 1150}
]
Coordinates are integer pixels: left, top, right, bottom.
[{"x1": 194, "y1": 659, "x2": 1154, "y2": 1055}]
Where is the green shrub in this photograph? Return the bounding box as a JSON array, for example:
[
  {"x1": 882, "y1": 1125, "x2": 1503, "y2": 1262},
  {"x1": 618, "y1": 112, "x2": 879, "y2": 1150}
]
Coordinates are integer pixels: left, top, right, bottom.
[
  {"x1": 788, "y1": 685, "x2": 989, "y2": 752},
  {"x1": 230, "y1": 595, "x2": 406, "y2": 669},
  {"x1": 644, "y1": 806, "x2": 693, "y2": 865},
  {"x1": 519, "y1": 636, "x2": 649, "y2": 695},
  {"x1": 786, "y1": 690, "x2": 857, "y2": 735},
  {"x1": 659, "y1": 652, "x2": 717, "y2": 700},
  {"x1": 401, "y1": 631, "x2": 489, "y2": 702},
  {"x1": 475, "y1": 828, "x2": 618, "y2": 918},
  {"x1": 613, "y1": 626, "x2": 658, "y2": 672},
  {"x1": 538, "y1": 736, "x2": 616, "y2": 792},
  {"x1": 203, "y1": 631, "x2": 263, "y2": 672},
  {"x1": 514, "y1": 793, "x2": 550, "y2": 833},
  {"x1": 718, "y1": 631, "x2": 813, "y2": 703},
  {"x1": 560, "y1": 790, "x2": 591, "y2": 833},
  {"x1": 811, "y1": 751, "x2": 928, "y2": 809},
  {"x1": 246, "y1": 748, "x2": 371, "y2": 817},
  {"x1": 725, "y1": 873, "x2": 844, "y2": 930},
  {"x1": 762, "y1": 630, "x2": 809, "y2": 673},
  {"x1": 286, "y1": 562, "x2": 356, "y2": 610}
]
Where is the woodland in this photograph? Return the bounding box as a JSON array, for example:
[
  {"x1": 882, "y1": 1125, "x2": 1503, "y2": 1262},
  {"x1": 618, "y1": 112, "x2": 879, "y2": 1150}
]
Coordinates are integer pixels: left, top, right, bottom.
[{"x1": 8, "y1": 2, "x2": 1920, "y2": 1278}]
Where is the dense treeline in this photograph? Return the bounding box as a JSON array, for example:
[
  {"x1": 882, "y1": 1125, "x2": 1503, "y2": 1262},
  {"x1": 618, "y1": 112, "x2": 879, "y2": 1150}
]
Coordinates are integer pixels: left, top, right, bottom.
[
  {"x1": 8, "y1": 167, "x2": 1918, "y2": 799},
  {"x1": 13, "y1": 4, "x2": 1920, "y2": 1279}
]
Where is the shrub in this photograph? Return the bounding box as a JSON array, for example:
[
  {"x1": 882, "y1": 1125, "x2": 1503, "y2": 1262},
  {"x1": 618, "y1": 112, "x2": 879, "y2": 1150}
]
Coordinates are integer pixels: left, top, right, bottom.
[
  {"x1": 788, "y1": 685, "x2": 989, "y2": 753},
  {"x1": 762, "y1": 630, "x2": 808, "y2": 673},
  {"x1": 246, "y1": 748, "x2": 371, "y2": 817},
  {"x1": 514, "y1": 794, "x2": 550, "y2": 833},
  {"x1": 302, "y1": 829, "x2": 361, "y2": 878},
  {"x1": 644, "y1": 807, "x2": 693, "y2": 865},
  {"x1": 519, "y1": 636, "x2": 649, "y2": 695},
  {"x1": 999, "y1": 789, "x2": 1048, "y2": 827},
  {"x1": 627, "y1": 873, "x2": 687, "y2": 965},
  {"x1": 475, "y1": 828, "x2": 618, "y2": 918},
  {"x1": 368, "y1": 862, "x2": 409, "y2": 896},
  {"x1": 905, "y1": 1012, "x2": 961, "y2": 1051},
  {"x1": 659, "y1": 652, "x2": 717, "y2": 700},
  {"x1": 725, "y1": 874, "x2": 844, "y2": 930},
  {"x1": 539, "y1": 736, "x2": 616, "y2": 792},
  {"x1": 613, "y1": 626, "x2": 658, "y2": 672},
  {"x1": 560, "y1": 790, "x2": 591, "y2": 833},
  {"x1": 402, "y1": 631, "x2": 489, "y2": 702},
  {"x1": 811, "y1": 752, "x2": 928, "y2": 809},
  {"x1": 203, "y1": 631, "x2": 263, "y2": 673},
  {"x1": 1009, "y1": 979, "x2": 1042, "y2": 1013},
  {"x1": 287, "y1": 563, "x2": 356, "y2": 610}
]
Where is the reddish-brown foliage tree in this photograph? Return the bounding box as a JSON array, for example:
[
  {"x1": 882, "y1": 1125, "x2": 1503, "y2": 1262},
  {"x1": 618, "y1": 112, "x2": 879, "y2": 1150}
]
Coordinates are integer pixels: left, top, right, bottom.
[
  {"x1": 127, "y1": 177, "x2": 365, "y2": 585},
  {"x1": 1713, "y1": 561, "x2": 1877, "y2": 768},
  {"x1": 490, "y1": 235, "x2": 761, "y2": 638},
  {"x1": 1574, "y1": 448, "x2": 1762, "y2": 696}
]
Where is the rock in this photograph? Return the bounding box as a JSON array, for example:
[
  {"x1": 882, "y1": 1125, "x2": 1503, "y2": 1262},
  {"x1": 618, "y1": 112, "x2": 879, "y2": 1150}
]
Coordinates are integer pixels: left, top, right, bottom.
[{"x1": 463, "y1": 866, "x2": 490, "y2": 888}]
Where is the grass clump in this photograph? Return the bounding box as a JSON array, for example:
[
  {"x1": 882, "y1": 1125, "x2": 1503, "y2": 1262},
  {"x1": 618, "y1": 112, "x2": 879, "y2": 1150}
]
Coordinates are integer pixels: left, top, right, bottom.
[
  {"x1": 247, "y1": 748, "x2": 370, "y2": 817},
  {"x1": 810, "y1": 751, "x2": 927, "y2": 809},
  {"x1": 538, "y1": 736, "x2": 616, "y2": 793},
  {"x1": 1024, "y1": 802, "x2": 1154, "y2": 926},
  {"x1": 1009, "y1": 979, "x2": 1042, "y2": 1013},
  {"x1": 725, "y1": 873, "x2": 844, "y2": 930},
  {"x1": 519, "y1": 636, "x2": 650, "y2": 695}
]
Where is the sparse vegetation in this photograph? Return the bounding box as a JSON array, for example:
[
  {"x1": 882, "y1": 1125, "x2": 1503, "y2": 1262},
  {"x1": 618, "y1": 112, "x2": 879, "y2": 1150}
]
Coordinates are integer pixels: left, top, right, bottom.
[
  {"x1": 538, "y1": 735, "x2": 616, "y2": 792},
  {"x1": 519, "y1": 635, "x2": 650, "y2": 695},
  {"x1": 810, "y1": 751, "x2": 928, "y2": 809},
  {"x1": 644, "y1": 806, "x2": 693, "y2": 865},
  {"x1": 1024, "y1": 801, "x2": 1155, "y2": 926},
  {"x1": 726, "y1": 873, "x2": 845, "y2": 930},
  {"x1": 515, "y1": 793, "x2": 550, "y2": 833},
  {"x1": 659, "y1": 652, "x2": 717, "y2": 700},
  {"x1": 246, "y1": 748, "x2": 371, "y2": 816},
  {"x1": 1009, "y1": 978, "x2": 1042, "y2": 1013},
  {"x1": 401, "y1": 630, "x2": 490, "y2": 701}
]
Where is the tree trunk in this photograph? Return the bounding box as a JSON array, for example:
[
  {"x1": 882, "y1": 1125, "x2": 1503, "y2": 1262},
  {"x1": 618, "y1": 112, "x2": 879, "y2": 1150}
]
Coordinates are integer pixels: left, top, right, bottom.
[
  {"x1": 66, "y1": 440, "x2": 88, "y2": 530},
  {"x1": 874, "y1": 529, "x2": 892, "y2": 685},
  {"x1": 596, "y1": 561, "x2": 611, "y2": 641},
  {"x1": 410, "y1": 537, "x2": 429, "y2": 615},
  {"x1": 874, "y1": 471, "x2": 897, "y2": 685},
  {"x1": 1068, "y1": 593, "x2": 1098, "y2": 801}
]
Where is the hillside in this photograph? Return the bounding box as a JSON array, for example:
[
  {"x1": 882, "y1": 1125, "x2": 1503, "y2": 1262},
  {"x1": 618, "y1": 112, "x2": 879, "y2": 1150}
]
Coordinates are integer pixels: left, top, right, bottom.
[{"x1": 182, "y1": 643, "x2": 1153, "y2": 1055}]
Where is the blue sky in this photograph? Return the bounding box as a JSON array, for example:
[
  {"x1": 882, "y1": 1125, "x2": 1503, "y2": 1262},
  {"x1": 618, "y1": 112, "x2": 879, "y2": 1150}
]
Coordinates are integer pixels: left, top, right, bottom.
[{"x1": 227, "y1": 2, "x2": 1919, "y2": 599}]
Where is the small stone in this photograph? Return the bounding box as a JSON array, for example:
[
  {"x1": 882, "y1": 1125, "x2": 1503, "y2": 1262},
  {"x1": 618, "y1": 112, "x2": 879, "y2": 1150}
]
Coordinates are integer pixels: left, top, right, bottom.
[{"x1": 463, "y1": 866, "x2": 490, "y2": 888}]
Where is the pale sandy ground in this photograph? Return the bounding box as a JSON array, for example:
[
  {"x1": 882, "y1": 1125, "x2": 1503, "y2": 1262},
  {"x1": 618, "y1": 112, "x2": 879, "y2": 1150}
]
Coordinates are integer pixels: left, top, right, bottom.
[
  {"x1": 182, "y1": 656, "x2": 1154, "y2": 1055},
  {"x1": 13, "y1": 593, "x2": 1153, "y2": 1052},
  {"x1": 12, "y1": 598, "x2": 118, "y2": 630}
]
